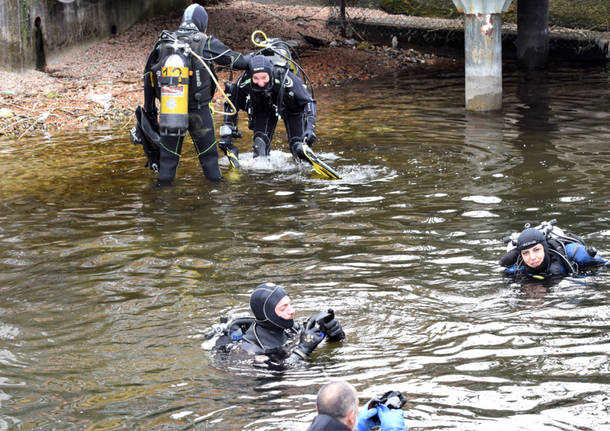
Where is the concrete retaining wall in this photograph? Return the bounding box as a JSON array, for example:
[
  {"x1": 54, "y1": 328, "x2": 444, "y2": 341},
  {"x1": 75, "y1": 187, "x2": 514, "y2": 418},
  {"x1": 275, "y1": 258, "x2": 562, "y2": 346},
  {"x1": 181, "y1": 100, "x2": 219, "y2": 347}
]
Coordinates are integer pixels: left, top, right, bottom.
[
  {"x1": 332, "y1": 18, "x2": 609, "y2": 63},
  {"x1": 0, "y1": 0, "x2": 190, "y2": 71}
]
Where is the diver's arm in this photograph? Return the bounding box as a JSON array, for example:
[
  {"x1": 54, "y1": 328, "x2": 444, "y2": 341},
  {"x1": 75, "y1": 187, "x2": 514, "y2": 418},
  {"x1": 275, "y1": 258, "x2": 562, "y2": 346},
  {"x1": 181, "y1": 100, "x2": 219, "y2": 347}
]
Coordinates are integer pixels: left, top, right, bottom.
[
  {"x1": 218, "y1": 75, "x2": 247, "y2": 160},
  {"x1": 304, "y1": 100, "x2": 317, "y2": 132},
  {"x1": 286, "y1": 72, "x2": 317, "y2": 142},
  {"x1": 206, "y1": 37, "x2": 251, "y2": 70},
  {"x1": 287, "y1": 327, "x2": 324, "y2": 363},
  {"x1": 499, "y1": 248, "x2": 520, "y2": 267},
  {"x1": 221, "y1": 73, "x2": 247, "y2": 128}
]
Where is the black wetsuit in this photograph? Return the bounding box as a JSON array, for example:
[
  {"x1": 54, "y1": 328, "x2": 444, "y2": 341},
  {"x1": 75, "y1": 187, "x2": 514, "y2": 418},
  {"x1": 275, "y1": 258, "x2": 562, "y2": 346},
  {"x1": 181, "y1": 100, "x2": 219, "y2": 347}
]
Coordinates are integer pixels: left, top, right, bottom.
[
  {"x1": 222, "y1": 62, "x2": 316, "y2": 157},
  {"x1": 239, "y1": 321, "x2": 309, "y2": 368},
  {"x1": 212, "y1": 283, "x2": 343, "y2": 369},
  {"x1": 306, "y1": 414, "x2": 351, "y2": 431},
  {"x1": 143, "y1": 26, "x2": 250, "y2": 185}
]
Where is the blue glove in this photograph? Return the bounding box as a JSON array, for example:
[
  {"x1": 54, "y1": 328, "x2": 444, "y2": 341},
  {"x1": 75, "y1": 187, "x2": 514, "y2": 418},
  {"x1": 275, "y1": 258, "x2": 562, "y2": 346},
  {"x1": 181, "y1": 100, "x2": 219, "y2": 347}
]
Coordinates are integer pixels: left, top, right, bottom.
[
  {"x1": 356, "y1": 406, "x2": 380, "y2": 431},
  {"x1": 377, "y1": 404, "x2": 406, "y2": 431}
]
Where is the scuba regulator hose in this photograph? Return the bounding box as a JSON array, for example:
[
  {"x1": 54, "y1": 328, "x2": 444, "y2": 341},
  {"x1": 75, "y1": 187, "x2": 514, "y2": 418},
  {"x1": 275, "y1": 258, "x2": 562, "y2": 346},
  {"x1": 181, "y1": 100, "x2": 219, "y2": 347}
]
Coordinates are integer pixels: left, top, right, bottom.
[{"x1": 189, "y1": 49, "x2": 238, "y2": 116}]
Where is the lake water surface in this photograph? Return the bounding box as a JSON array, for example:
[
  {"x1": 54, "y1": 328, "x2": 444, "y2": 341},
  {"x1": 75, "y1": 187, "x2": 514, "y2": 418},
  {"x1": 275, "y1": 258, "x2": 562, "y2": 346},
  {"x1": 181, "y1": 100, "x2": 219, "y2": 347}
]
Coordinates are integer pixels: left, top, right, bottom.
[{"x1": 1, "y1": 63, "x2": 609, "y2": 430}]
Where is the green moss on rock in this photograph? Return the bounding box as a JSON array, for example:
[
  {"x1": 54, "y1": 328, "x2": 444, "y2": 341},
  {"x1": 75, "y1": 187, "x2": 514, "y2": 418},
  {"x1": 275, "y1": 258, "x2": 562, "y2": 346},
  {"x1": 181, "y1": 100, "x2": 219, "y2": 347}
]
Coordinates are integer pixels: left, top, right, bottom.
[
  {"x1": 380, "y1": 0, "x2": 408, "y2": 15},
  {"x1": 376, "y1": 0, "x2": 609, "y2": 32},
  {"x1": 380, "y1": 0, "x2": 460, "y2": 18}
]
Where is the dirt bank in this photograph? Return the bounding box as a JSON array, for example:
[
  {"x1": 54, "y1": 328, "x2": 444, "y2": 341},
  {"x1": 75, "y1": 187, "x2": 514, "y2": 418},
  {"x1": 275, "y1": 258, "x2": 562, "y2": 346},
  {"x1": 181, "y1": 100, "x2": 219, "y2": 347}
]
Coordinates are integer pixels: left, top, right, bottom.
[{"x1": 0, "y1": 0, "x2": 448, "y2": 139}]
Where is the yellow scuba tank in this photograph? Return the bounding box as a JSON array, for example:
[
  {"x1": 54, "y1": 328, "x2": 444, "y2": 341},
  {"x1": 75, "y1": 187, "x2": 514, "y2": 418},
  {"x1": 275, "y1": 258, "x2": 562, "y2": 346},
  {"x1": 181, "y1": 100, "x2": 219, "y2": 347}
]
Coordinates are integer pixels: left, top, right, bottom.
[{"x1": 159, "y1": 52, "x2": 189, "y2": 136}]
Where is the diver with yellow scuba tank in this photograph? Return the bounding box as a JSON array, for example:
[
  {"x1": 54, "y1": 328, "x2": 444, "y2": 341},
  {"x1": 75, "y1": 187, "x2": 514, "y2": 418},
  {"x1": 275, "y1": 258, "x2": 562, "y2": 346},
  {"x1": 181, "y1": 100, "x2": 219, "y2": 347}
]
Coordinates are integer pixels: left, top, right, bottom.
[
  {"x1": 133, "y1": 4, "x2": 250, "y2": 187},
  {"x1": 218, "y1": 31, "x2": 341, "y2": 180}
]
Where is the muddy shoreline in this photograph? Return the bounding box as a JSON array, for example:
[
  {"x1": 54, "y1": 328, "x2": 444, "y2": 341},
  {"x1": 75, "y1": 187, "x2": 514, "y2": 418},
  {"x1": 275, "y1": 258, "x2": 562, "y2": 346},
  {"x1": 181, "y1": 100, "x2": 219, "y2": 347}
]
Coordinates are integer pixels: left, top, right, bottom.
[{"x1": 0, "y1": 1, "x2": 449, "y2": 139}]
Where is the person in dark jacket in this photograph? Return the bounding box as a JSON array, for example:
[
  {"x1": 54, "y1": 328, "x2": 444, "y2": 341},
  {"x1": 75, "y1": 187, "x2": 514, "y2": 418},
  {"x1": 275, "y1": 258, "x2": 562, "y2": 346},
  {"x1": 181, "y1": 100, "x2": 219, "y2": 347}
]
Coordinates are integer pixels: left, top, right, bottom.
[
  {"x1": 307, "y1": 381, "x2": 359, "y2": 431},
  {"x1": 140, "y1": 4, "x2": 250, "y2": 187},
  {"x1": 307, "y1": 381, "x2": 407, "y2": 431},
  {"x1": 217, "y1": 54, "x2": 317, "y2": 163}
]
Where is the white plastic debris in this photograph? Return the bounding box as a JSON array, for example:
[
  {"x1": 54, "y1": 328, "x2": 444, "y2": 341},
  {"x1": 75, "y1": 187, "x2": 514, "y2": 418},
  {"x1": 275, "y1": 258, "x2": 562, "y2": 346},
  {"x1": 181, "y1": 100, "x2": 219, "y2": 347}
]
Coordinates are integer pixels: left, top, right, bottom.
[{"x1": 88, "y1": 93, "x2": 112, "y2": 110}]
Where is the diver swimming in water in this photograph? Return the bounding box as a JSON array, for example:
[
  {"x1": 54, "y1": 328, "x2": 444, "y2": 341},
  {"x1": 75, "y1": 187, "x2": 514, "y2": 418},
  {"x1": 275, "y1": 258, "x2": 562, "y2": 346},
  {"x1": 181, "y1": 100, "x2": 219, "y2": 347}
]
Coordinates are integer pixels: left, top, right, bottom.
[
  {"x1": 499, "y1": 220, "x2": 607, "y2": 281},
  {"x1": 206, "y1": 282, "x2": 345, "y2": 369}
]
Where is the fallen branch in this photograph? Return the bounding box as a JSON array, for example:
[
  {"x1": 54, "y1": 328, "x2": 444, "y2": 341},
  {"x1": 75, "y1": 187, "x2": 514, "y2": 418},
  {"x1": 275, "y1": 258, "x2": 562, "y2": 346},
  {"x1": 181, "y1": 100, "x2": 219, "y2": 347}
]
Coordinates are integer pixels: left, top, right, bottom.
[
  {"x1": 18, "y1": 112, "x2": 50, "y2": 140},
  {"x1": 0, "y1": 116, "x2": 29, "y2": 134},
  {"x1": 118, "y1": 118, "x2": 132, "y2": 130}
]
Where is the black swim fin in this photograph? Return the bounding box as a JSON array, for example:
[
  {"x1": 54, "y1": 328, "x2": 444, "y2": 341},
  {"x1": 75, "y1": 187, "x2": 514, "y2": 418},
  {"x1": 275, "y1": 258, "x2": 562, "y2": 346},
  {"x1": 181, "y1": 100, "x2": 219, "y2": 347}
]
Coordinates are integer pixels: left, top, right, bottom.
[{"x1": 294, "y1": 142, "x2": 341, "y2": 180}]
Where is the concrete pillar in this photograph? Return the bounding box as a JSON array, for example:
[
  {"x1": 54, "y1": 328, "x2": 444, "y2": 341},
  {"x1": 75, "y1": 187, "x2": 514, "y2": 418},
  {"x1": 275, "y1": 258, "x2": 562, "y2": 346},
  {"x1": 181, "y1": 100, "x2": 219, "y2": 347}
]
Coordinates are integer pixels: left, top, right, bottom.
[
  {"x1": 464, "y1": 13, "x2": 502, "y2": 111},
  {"x1": 517, "y1": 0, "x2": 549, "y2": 70},
  {"x1": 452, "y1": 0, "x2": 514, "y2": 111}
]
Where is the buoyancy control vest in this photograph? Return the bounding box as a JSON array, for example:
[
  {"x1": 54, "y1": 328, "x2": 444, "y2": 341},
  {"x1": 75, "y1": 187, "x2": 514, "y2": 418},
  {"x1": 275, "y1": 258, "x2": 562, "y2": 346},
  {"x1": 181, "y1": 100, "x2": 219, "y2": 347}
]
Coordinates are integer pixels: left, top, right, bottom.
[
  {"x1": 203, "y1": 315, "x2": 303, "y2": 369},
  {"x1": 501, "y1": 220, "x2": 607, "y2": 277}
]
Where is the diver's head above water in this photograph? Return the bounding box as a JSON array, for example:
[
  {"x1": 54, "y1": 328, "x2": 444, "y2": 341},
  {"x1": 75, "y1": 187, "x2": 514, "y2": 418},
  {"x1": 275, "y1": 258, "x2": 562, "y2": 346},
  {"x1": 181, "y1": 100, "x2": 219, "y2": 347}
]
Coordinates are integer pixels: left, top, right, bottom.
[
  {"x1": 250, "y1": 282, "x2": 295, "y2": 330},
  {"x1": 249, "y1": 55, "x2": 274, "y2": 92},
  {"x1": 517, "y1": 228, "x2": 549, "y2": 269},
  {"x1": 180, "y1": 4, "x2": 208, "y2": 32}
]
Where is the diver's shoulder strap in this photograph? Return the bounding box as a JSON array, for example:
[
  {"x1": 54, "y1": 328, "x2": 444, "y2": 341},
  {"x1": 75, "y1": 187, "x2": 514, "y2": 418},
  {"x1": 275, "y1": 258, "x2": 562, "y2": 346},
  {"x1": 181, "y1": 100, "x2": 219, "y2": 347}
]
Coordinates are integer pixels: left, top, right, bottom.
[{"x1": 185, "y1": 31, "x2": 209, "y2": 56}]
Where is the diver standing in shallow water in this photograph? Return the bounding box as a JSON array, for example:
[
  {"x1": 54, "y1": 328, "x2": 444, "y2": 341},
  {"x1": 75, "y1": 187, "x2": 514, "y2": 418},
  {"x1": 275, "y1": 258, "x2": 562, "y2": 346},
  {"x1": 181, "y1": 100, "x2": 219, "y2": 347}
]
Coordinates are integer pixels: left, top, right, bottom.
[
  {"x1": 210, "y1": 282, "x2": 345, "y2": 369},
  {"x1": 500, "y1": 220, "x2": 607, "y2": 280},
  {"x1": 137, "y1": 4, "x2": 250, "y2": 187},
  {"x1": 218, "y1": 54, "x2": 318, "y2": 164}
]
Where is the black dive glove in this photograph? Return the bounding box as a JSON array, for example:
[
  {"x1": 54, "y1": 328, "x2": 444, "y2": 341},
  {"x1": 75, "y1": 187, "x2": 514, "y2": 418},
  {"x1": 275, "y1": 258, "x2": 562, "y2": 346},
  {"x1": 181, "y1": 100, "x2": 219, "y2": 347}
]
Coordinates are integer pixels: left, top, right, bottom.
[
  {"x1": 303, "y1": 127, "x2": 316, "y2": 146},
  {"x1": 306, "y1": 309, "x2": 345, "y2": 342},
  {"x1": 294, "y1": 328, "x2": 324, "y2": 358},
  {"x1": 323, "y1": 318, "x2": 345, "y2": 342}
]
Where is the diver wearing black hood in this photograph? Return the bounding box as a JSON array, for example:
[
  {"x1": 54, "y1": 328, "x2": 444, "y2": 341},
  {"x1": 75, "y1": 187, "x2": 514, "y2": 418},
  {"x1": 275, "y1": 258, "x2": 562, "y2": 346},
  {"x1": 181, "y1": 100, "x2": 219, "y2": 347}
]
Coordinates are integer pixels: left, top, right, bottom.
[
  {"x1": 211, "y1": 283, "x2": 345, "y2": 368},
  {"x1": 500, "y1": 221, "x2": 607, "y2": 281},
  {"x1": 514, "y1": 228, "x2": 566, "y2": 277},
  {"x1": 139, "y1": 4, "x2": 251, "y2": 187},
  {"x1": 242, "y1": 283, "x2": 299, "y2": 353},
  {"x1": 218, "y1": 54, "x2": 317, "y2": 162}
]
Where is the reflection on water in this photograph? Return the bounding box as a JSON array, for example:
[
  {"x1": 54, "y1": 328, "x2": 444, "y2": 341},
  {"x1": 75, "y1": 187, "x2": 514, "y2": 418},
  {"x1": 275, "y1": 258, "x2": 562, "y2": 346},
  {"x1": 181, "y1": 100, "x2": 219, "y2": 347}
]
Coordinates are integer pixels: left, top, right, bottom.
[{"x1": 1, "y1": 64, "x2": 609, "y2": 430}]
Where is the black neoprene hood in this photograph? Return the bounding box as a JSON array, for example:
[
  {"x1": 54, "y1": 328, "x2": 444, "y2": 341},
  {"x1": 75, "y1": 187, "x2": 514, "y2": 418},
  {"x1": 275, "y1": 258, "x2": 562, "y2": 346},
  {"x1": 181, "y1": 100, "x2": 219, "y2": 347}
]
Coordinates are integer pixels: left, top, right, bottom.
[
  {"x1": 182, "y1": 4, "x2": 208, "y2": 32},
  {"x1": 249, "y1": 282, "x2": 294, "y2": 330},
  {"x1": 517, "y1": 228, "x2": 547, "y2": 251},
  {"x1": 248, "y1": 55, "x2": 274, "y2": 92}
]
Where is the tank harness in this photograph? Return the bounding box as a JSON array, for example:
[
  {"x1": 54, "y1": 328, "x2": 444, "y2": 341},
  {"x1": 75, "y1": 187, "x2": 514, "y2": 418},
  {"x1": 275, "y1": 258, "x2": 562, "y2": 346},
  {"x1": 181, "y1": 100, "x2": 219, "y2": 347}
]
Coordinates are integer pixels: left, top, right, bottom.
[{"x1": 205, "y1": 315, "x2": 254, "y2": 351}]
